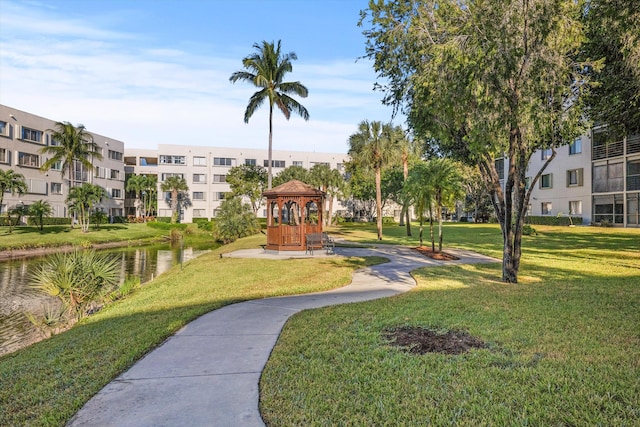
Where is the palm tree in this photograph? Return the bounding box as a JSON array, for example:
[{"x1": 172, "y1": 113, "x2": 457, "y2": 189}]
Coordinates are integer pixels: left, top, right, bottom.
[
  {"x1": 429, "y1": 158, "x2": 464, "y2": 252},
  {"x1": 143, "y1": 175, "x2": 158, "y2": 219},
  {"x1": 126, "y1": 174, "x2": 147, "y2": 219},
  {"x1": 40, "y1": 122, "x2": 102, "y2": 224},
  {"x1": 28, "y1": 200, "x2": 53, "y2": 231},
  {"x1": 397, "y1": 132, "x2": 422, "y2": 236},
  {"x1": 310, "y1": 164, "x2": 344, "y2": 226},
  {"x1": 66, "y1": 183, "x2": 107, "y2": 232},
  {"x1": 0, "y1": 169, "x2": 28, "y2": 232},
  {"x1": 348, "y1": 120, "x2": 401, "y2": 240},
  {"x1": 230, "y1": 40, "x2": 310, "y2": 189},
  {"x1": 405, "y1": 161, "x2": 435, "y2": 248},
  {"x1": 160, "y1": 176, "x2": 189, "y2": 223}
]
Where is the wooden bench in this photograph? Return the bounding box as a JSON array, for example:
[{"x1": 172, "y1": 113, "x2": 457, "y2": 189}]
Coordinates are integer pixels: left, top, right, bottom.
[{"x1": 305, "y1": 232, "x2": 334, "y2": 255}]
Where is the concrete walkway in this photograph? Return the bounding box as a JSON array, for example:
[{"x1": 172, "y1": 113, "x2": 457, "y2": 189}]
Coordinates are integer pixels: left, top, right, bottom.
[{"x1": 67, "y1": 245, "x2": 497, "y2": 427}]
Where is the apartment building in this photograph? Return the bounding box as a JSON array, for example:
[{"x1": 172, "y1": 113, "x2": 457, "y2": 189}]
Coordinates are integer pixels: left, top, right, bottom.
[
  {"x1": 124, "y1": 144, "x2": 348, "y2": 222},
  {"x1": 515, "y1": 128, "x2": 639, "y2": 227},
  {"x1": 0, "y1": 105, "x2": 125, "y2": 220}
]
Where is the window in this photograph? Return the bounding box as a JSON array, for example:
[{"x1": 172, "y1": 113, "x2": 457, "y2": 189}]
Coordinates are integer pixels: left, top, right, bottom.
[
  {"x1": 541, "y1": 202, "x2": 552, "y2": 215},
  {"x1": 51, "y1": 183, "x2": 62, "y2": 195},
  {"x1": 213, "y1": 157, "x2": 234, "y2": 166},
  {"x1": 569, "y1": 138, "x2": 582, "y2": 155},
  {"x1": 541, "y1": 148, "x2": 552, "y2": 160},
  {"x1": 193, "y1": 173, "x2": 206, "y2": 184},
  {"x1": 311, "y1": 162, "x2": 330, "y2": 167},
  {"x1": 193, "y1": 156, "x2": 207, "y2": 166},
  {"x1": 193, "y1": 209, "x2": 206, "y2": 218},
  {"x1": 0, "y1": 121, "x2": 7, "y2": 136},
  {"x1": 161, "y1": 173, "x2": 184, "y2": 181},
  {"x1": 566, "y1": 168, "x2": 583, "y2": 187},
  {"x1": 569, "y1": 201, "x2": 582, "y2": 215},
  {"x1": 213, "y1": 192, "x2": 226, "y2": 201},
  {"x1": 593, "y1": 162, "x2": 623, "y2": 193},
  {"x1": 193, "y1": 191, "x2": 205, "y2": 201},
  {"x1": 627, "y1": 160, "x2": 640, "y2": 191},
  {"x1": 159, "y1": 155, "x2": 185, "y2": 165},
  {"x1": 18, "y1": 152, "x2": 39, "y2": 167},
  {"x1": 245, "y1": 158, "x2": 256, "y2": 166},
  {"x1": 140, "y1": 157, "x2": 158, "y2": 166},
  {"x1": 111, "y1": 188, "x2": 122, "y2": 198},
  {"x1": 51, "y1": 160, "x2": 62, "y2": 171},
  {"x1": 337, "y1": 163, "x2": 344, "y2": 171},
  {"x1": 0, "y1": 148, "x2": 6, "y2": 164},
  {"x1": 495, "y1": 158, "x2": 505, "y2": 180},
  {"x1": 293, "y1": 161, "x2": 304, "y2": 167},
  {"x1": 21, "y1": 127, "x2": 42, "y2": 143},
  {"x1": 540, "y1": 173, "x2": 553, "y2": 189},
  {"x1": 94, "y1": 167, "x2": 106, "y2": 179},
  {"x1": 213, "y1": 174, "x2": 226, "y2": 183},
  {"x1": 264, "y1": 160, "x2": 285, "y2": 168},
  {"x1": 108, "y1": 150, "x2": 123, "y2": 161},
  {"x1": 110, "y1": 169, "x2": 120, "y2": 180}
]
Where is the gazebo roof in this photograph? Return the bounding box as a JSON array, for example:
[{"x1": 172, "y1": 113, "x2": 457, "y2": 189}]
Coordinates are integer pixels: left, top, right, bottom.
[{"x1": 263, "y1": 179, "x2": 325, "y2": 197}]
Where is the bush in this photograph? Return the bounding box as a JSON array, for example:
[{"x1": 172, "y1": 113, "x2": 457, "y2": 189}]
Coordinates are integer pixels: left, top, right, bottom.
[
  {"x1": 156, "y1": 217, "x2": 172, "y2": 223},
  {"x1": 213, "y1": 197, "x2": 260, "y2": 243},
  {"x1": 146, "y1": 221, "x2": 188, "y2": 230},
  {"x1": 192, "y1": 218, "x2": 212, "y2": 230},
  {"x1": 26, "y1": 217, "x2": 72, "y2": 226},
  {"x1": 522, "y1": 224, "x2": 537, "y2": 235},
  {"x1": 526, "y1": 216, "x2": 583, "y2": 226},
  {"x1": 382, "y1": 217, "x2": 396, "y2": 225}
]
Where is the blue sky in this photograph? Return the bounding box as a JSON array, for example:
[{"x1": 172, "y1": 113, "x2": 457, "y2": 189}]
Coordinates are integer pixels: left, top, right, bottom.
[{"x1": 0, "y1": 0, "x2": 403, "y2": 153}]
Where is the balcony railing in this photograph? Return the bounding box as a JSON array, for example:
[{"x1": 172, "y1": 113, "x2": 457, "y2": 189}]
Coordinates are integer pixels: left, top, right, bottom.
[
  {"x1": 592, "y1": 140, "x2": 624, "y2": 160},
  {"x1": 627, "y1": 134, "x2": 640, "y2": 155}
]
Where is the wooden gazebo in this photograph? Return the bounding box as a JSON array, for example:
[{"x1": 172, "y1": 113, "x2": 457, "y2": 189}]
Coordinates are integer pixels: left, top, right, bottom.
[{"x1": 262, "y1": 180, "x2": 325, "y2": 252}]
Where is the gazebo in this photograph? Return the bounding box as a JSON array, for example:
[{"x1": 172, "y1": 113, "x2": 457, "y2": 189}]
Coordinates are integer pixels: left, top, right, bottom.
[{"x1": 262, "y1": 180, "x2": 325, "y2": 252}]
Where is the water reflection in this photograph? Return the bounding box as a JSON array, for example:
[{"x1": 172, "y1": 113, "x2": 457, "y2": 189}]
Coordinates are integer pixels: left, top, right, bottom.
[{"x1": 0, "y1": 243, "x2": 212, "y2": 356}]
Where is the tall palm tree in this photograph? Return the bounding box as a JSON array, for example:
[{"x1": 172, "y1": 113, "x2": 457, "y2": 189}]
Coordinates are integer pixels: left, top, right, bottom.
[
  {"x1": 405, "y1": 161, "x2": 435, "y2": 248},
  {"x1": 160, "y1": 176, "x2": 189, "y2": 223},
  {"x1": 0, "y1": 169, "x2": 28, "y2": 232},
  {"x1": 143, "y1": 175, "x2": 158, "y2": 219},
  {"x1": 397, "y1": 131, "x2": 422, "y2": 236},
  {"x1": 40, "y1": 122, "x2": 102, "y2": 225},
  {"x1": 348, "y1": 120, "x2": 401, "y2": 240},
  {"x1": 230, "y1": 40, "x2": 310, "y2": 189},
  {"x1": 310, "y1": 164, "x2": 343, "y2": 226}
]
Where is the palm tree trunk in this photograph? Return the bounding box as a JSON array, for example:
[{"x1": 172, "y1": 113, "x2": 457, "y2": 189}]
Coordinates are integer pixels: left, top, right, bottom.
[
  {"x1": 68, "y1": 164, "x2": 74, "y2": 229},
  {"x1": 267, "y1": 105, "x2": 274, "y2": 190},
  {"x1": 327, "y1": 196, "x2": 334, "y2": 226},
  {"x1": 375, "y1": 167, "x2": 383, "y2": 240}
]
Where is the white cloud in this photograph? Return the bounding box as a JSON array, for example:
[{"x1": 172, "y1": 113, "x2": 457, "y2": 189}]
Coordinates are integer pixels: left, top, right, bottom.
[{"x1": 0, "y1": 0, "x2": 402, "y2": 154}]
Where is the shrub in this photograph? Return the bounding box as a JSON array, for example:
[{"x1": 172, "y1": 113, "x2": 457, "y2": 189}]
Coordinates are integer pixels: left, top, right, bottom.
[
  {"x1": 192, "y1": 218, "x2": 212, "y2": 230},
  {"x1": 213, "y1": 197, "x2": 260, "y2": 243},
  {"x1": 26, "y1": 217, "x2": 72, "y2": 226},
  {"x1": 522, "y1": 224, "x2": 537, "y2": 235},
  {"x1": 146, "y1": 221, "x2": 187, "y2": 231},
  {"x1": 526, "y1": 216, "x2": 583, "y2": 226},
  {"x1": 382, "y1": 217, "x2": 396, "y2": 224}
]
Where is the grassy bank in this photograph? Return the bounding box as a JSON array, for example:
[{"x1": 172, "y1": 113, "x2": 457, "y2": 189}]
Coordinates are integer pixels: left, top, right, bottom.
[
  {"x1": 0, "y1": 223, "x2": 169, "y2": 251},
  {"x1": 0, "y1": 233, "x2": 384, "y2": 426},
  {"x1": 261, "y1": 223, "x2": 640, "y2": 425}
]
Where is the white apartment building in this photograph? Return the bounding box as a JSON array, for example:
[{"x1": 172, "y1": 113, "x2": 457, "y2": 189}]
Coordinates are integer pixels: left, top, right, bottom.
[
  {"x1": 0, "y1": 105, "x2": 125, "y2": 220},
  {"x1": 510, "y1": 128, "x2": 639, "y2": 227},
  {"x1": 124, "y1": 144, "x2": 349, "y2": 222}
]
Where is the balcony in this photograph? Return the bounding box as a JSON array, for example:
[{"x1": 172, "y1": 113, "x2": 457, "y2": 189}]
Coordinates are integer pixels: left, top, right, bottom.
[{"x1": 592, "y1": 140, "x2": 624, "y2": 160}]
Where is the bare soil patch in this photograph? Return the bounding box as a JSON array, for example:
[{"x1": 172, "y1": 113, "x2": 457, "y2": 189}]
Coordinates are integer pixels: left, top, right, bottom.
[
  {"x1": 384, "y1": 326, "x2": 487, "y2": 355},
  {"x1": 412, "y1": 246, "x2": 459, "y2": 261}
]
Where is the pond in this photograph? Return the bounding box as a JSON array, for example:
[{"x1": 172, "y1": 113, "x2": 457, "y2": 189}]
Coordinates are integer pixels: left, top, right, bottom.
[{"x1": 0, "y1": 242, "x2": 215, "y2": 357}]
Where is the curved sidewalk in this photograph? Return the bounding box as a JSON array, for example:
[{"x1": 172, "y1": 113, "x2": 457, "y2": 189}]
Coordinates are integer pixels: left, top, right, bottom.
[{"x1": 67, "y1": 245, "x2": 497, "y2": 427}]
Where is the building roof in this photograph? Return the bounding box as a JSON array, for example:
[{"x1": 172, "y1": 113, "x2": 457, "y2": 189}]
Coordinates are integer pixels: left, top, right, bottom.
[{"x1": 262, "y1": 179, "x2": 325, "y2": 197}]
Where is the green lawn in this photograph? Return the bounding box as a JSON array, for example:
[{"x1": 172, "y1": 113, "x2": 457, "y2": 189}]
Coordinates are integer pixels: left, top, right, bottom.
[
  {"x1": 0, "y1": 223, "x2": 168, "y2": 251},
  {"x1": 260, "y1": 223, "x2": 640, "y2": 426},
  {"x1": 0, "y1": 234, "x2": 384, "y2": 426}
]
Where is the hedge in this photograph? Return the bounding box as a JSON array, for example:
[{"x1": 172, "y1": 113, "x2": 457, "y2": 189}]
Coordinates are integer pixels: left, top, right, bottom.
[{"x1": 525, "y1": 215, "x2": 583, "y2": 226}]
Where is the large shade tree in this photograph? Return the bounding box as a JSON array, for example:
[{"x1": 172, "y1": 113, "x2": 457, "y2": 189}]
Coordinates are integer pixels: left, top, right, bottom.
[
  {"x1": 226, "y1": 164, "x2": 268, "y2": 216},
  {"x1": 363, "y1": 0, "x2": 590, "y2": 282},
  {"x1": 230, "y1": 40, "x2": 310, "y2": 189},
  {"x1": 0, "y1": 169, "x2": 28, "y2": 232},
  {"x1": 348, "y1": 120, "x2": 401, "y2": 240}
]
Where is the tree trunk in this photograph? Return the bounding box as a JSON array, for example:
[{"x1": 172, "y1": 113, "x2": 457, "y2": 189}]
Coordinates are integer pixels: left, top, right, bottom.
[
  {"x1": 327, "y1": 196, "x2": 334, "y2": 226},
  {"x1": 429, "y1": 207, "x2": 435, "y2": 252},
  {"x1": 267, "y1": 105, "x2": 274, "y2": 190},
  {"x1": 405, "y1": 208, "x2": 411, "y2": 236},
  {"x1": 419, "y1": 219, "x2": 424, "y2": 246},
  {"x1": 375, "y1": 167, "x2": 383, "y2": 240},
  {"x1": 399, "y1": 204, "x2": 405, "y2": 226}
]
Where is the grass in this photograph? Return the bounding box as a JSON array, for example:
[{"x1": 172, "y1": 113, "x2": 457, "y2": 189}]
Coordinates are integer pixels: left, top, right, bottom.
[
  {"x1": 260, "y1": 223, "x2": 640, "y2": 426},
  {"x1": 0, "y1": 223, "x2": 169, "y2": 251},
  {"x1": 0, "y1": 233, "x2": 385, "y2": 426}
]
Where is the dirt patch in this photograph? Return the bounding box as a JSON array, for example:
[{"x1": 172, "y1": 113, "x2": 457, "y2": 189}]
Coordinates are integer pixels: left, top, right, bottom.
[
  {"x1": 384, "y1": 326, "x2": 487, "y2": 355},
  {"x1": 412, "y1": 246, "x2": 459, "y2": 261}
]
